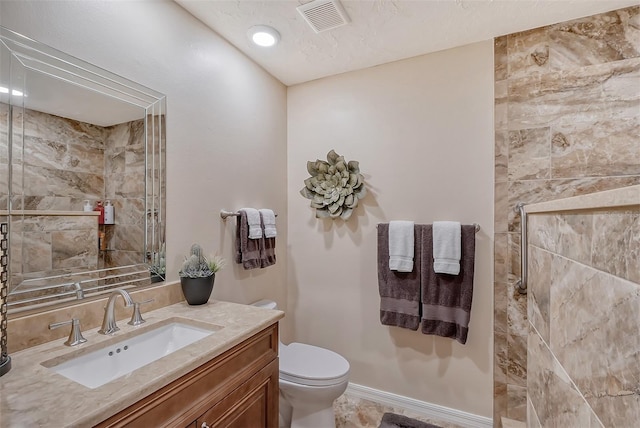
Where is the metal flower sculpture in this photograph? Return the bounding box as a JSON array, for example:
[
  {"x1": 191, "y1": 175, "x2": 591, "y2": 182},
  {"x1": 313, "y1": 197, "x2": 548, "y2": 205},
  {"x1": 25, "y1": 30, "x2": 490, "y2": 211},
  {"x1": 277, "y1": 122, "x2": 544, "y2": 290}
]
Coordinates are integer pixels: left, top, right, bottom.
[{"x1": 300, "y1": 150, "x2": 366, "y2": 220}]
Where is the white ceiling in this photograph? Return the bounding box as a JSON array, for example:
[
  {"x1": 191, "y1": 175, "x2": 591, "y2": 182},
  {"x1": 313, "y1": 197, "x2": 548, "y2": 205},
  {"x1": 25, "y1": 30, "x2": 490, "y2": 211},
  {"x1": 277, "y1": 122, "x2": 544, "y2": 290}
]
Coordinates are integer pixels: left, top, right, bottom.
[{"x1": 175, "y1": 0, "x2": 639, "y2": 86}]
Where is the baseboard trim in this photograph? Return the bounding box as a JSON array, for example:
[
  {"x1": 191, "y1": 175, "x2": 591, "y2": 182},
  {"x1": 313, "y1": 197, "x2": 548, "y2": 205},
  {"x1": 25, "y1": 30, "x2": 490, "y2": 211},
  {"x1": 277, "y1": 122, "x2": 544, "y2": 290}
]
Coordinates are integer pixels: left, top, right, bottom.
[{"x1": 345, "y1": 383, "x2": 493, "y2": 428}]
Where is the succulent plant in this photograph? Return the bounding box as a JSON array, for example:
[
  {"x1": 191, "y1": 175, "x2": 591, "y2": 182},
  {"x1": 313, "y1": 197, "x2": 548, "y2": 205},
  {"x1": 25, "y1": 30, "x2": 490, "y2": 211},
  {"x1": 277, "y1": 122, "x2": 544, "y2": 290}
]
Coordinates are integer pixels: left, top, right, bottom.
[
  {"x1": 179, "y1": 243, "x2": 214, "y2": 278},
  {"x1": 150, "y1": 242, "x2": 166, "y2": 275},
  {"x1": 300, "y1": 149, "x2": 366, "y2": 220},
  {"x1": 208, "y1": 254, "x2": 227, "y2": 273}
]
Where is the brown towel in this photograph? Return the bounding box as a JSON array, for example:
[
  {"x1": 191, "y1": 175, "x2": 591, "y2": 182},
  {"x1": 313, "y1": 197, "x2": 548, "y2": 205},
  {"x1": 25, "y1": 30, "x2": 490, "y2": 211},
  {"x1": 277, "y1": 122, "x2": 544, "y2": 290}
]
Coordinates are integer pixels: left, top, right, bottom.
[
  {"x1": 235, "y1": 211, "x2": 261, "y2": 270},
  {"x1": 420, "y1": 225, "x2": 476, "y2": 344},
  {"x1": 259, "y1": 212, "x2": 276, "y2": 268},
  {"x1": 377, "y1": 223, "x2": 421, "y2": 330}
]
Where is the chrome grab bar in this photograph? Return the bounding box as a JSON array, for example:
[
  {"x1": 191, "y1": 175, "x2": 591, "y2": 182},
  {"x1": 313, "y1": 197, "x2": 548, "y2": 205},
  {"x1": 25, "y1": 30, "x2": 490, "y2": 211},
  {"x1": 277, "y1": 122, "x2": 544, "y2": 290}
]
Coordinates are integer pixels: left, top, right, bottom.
[{"x1": 515, "y1": 202, "x2": 528, "y2": 295}]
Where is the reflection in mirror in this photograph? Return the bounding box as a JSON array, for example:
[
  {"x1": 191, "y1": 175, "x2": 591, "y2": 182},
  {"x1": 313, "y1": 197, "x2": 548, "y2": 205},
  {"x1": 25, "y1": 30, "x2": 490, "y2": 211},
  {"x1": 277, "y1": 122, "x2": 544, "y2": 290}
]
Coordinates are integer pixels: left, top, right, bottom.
[{"x1": 0, "y1": 26, "x2": 166, "y2": 314}]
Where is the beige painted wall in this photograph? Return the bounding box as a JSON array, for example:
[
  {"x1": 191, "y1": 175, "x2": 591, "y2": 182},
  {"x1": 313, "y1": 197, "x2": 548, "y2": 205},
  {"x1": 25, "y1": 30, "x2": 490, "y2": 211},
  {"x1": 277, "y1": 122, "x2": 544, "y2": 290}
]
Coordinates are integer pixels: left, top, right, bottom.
[
  {"x1": 3, "y1": 1, "x2": 495, "y2": 417},
  {"x1": 0, "y1": 1, "x2": 288, "y2": 307},
  {"x1": 287, "y1": 41, "x2": 495, "y2": 417}
]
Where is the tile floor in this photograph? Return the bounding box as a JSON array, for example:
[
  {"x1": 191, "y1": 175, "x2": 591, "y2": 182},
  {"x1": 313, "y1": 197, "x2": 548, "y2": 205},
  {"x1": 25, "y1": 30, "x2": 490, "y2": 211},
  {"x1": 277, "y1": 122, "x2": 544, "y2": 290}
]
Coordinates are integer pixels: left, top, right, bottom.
[{"x1": 334, "y1": 393, "x2": 464, "y2": 428}]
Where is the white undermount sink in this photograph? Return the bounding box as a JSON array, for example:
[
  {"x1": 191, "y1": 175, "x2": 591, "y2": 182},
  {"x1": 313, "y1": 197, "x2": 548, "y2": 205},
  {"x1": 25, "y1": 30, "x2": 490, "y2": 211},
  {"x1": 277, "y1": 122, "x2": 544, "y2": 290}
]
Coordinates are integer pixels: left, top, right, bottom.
[{"x1": 43, "y1": 320, "x2": 218, "y2": 389}]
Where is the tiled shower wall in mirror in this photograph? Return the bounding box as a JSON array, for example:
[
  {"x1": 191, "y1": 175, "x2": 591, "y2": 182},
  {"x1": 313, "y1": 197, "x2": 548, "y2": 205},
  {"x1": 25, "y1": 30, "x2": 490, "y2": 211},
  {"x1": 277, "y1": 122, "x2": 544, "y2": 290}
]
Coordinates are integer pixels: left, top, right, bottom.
[
  {"x1": 493, "y1": 5, "x2": 640, "y2": 425},
  {"x1": 0, "y1": 103, "x2": 146, "y2": 293}
]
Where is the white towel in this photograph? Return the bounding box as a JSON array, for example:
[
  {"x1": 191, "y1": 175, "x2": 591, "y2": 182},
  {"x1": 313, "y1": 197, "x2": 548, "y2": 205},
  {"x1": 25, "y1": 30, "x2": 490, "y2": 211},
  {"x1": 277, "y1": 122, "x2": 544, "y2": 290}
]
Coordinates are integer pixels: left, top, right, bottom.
[
  {"x1": 240, "y1": 208, "x2": 262, "y2": 239},
  {"x1": 388, "y1": 221, "x2": 415, "y2": 272},
  {"x1": 433, "y1": 221, "x2": 461, "y2": 275},
  {"x1": 259, "y1": 209, "x2": 277, "y2": 238}
]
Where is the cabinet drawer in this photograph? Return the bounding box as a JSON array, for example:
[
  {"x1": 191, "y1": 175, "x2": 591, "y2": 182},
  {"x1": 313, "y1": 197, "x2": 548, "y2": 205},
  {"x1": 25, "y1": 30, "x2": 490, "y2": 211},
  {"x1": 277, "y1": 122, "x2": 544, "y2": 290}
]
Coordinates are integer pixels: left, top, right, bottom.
[
  {"x1": 197, "y1": 359, "x2": 279, "y2": 428},
  {"x1": 96, "y1": 323, "x2": 278, "y2": 428}
]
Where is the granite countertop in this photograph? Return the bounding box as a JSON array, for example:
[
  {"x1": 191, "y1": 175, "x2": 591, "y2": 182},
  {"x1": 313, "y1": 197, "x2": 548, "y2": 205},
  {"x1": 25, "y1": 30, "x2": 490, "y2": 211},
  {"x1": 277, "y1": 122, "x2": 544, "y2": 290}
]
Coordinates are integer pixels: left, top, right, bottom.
[{"x1": 0, "y1": 300, "x2": 284, "y2": 427}]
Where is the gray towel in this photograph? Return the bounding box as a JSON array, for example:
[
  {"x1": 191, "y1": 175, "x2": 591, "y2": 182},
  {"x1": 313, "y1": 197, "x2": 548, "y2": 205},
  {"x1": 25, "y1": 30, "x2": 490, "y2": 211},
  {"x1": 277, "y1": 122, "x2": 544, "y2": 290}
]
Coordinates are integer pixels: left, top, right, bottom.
[
  {"x1": 259, "y1": 212, "x2": 276, "y2": 268},
  {"x1": 379, "y1": 413, "x2": 441, "y2": 428},
  {"x1": 377, "y1": 223, "x2": 421, "y2": 330},
  {"x1": 235, "y1": 211, "x2": 261, "y2": 270},
  {"x1": 420, "y1": 225, "x2": 476, "y2": 344}
]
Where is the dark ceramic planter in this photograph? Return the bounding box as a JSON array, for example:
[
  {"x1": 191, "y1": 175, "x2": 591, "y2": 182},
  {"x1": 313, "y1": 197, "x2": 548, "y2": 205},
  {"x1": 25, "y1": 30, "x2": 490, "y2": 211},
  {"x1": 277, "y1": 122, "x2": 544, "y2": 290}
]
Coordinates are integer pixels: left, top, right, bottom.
[
  {"x1": 150, "y1": 273, "x2": 164, "y2": 283},
  {"x1": 180, "y1": 274, "x2": 215, "y2": 305}
]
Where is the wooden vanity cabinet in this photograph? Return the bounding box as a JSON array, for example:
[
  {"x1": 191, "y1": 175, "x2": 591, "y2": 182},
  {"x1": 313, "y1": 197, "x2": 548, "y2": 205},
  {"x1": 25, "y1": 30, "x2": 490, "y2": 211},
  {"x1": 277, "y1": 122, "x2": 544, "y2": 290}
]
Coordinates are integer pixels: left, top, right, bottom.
[{"x1": 95, "y1": 323, "x2": 279, "y2": 428}]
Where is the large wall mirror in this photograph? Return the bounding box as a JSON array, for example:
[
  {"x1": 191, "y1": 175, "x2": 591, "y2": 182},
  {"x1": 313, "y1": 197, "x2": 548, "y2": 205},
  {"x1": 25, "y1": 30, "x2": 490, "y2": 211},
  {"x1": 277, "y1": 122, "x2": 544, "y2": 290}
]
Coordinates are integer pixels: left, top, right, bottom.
[{"x1": 0, "y1": 26, "x2": 166, "y2": 315}]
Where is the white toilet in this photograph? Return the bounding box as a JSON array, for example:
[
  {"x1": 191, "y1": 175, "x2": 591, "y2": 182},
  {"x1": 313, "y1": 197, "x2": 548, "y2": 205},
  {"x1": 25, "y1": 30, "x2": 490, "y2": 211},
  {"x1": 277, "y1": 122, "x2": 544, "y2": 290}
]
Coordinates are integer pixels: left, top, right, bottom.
[{"x1": 252, "y1": 300, "x2": 350, "y2": 428}]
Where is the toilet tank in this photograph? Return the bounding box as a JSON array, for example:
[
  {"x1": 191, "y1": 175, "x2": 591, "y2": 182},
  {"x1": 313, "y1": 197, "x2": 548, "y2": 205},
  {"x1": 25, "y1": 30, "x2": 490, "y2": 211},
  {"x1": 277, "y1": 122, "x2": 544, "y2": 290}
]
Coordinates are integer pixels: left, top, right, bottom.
[
  {"x1": 251, "y1": 300, "x2": 286, "y2": 349},
  {"x1": 251, "y1": 299, "x2": 277, "y2": 310}
]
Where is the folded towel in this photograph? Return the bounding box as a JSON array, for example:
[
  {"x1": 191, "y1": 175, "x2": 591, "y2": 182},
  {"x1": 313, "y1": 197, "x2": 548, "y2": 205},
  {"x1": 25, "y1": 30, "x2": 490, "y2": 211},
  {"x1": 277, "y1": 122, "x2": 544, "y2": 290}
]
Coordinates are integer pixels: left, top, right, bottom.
[
  {"x1": 377, "y1": 223, "x2": 421, "y2": 330},
  {"x1": 240, "y1": 208, "x2": 262, "y2": 239},
  {"x1": 388, "y1": 220, "x2": 415, "y2": 272},
  {"x1": 259, "y1": 212, "x2": 276, "y2": 268},
  {"x1": 433, "y1": 221, "x2": 461, "y2": 275},
  {"x1": 235, "y1": 211, "x2": 261, "y2": 270},
  {"x1": 259, "y1": 209, "x2": 277, "y2": 238},
  {"x1": 421, "y1": 225, "x2": 476, "y2": 344}
]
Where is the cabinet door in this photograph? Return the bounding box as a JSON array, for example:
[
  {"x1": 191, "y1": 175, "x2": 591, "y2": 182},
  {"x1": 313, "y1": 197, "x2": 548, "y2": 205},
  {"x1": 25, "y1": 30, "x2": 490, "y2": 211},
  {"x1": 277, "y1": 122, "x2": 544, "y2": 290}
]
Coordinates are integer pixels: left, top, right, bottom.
[
  {"x1": 95, "y1": 324, "x2": 278, "y2": 428},
  {"x1": 198, "y1": 359, "x2": 278, "y2": 428}
]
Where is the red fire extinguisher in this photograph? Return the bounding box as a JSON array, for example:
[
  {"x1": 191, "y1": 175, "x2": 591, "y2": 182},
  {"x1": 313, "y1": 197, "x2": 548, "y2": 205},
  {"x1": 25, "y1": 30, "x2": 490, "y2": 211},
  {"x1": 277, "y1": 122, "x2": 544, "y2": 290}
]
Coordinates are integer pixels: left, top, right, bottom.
[{"x1": 94, "y1": 200, "x2": 105, "y2": 225}]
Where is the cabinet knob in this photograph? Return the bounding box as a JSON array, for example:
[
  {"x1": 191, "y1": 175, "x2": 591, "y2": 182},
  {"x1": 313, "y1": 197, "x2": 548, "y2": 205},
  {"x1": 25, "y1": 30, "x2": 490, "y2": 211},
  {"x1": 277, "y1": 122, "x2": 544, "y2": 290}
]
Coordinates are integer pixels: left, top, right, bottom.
[{"x1": 201, "y1": 423, "x2": 210, "y2": 428}]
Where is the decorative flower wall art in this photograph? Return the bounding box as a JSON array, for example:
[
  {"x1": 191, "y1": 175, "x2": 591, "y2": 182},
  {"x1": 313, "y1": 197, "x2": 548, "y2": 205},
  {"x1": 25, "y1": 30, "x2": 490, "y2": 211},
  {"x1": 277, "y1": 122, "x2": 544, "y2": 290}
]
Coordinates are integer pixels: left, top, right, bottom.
[{"x1": 300, "y1": 150, "x2": 366, "y2": 220}]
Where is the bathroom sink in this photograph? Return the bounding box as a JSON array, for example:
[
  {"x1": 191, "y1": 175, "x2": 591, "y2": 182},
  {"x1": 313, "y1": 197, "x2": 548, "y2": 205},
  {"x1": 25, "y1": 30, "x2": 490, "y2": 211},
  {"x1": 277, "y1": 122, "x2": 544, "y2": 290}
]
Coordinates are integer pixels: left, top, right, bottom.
[{"x1": 42, "y1": 320, "x2": 219, "y2": 389}]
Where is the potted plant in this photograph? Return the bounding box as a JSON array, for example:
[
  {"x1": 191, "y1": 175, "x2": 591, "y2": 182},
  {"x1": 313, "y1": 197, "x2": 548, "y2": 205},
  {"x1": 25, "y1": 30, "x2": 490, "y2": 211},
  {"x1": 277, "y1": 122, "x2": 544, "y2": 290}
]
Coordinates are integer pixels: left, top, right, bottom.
[
  {"x1": 150, "y1": 243, "x2": 166, "y2": 283},
  {"x1": 179, "y1": 243, "x2": 225, "y2": 305}
]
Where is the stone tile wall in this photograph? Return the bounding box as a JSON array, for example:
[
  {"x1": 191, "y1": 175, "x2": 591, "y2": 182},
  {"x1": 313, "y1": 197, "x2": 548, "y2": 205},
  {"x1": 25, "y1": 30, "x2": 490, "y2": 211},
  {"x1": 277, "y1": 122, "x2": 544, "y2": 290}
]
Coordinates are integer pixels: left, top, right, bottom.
[
  {"x1": 103, "y1": 119, "x2": 146, "y2": 268},
  {"x1": 9, "y1": 214, "x2": 99, "y2": 284},
  {"x1": 493, "y1": 6, "x2": 640, "y2": 425},
  {"x1": 9, "y1": 107, "x2": 106, "y2": 211},
  {"x1": 527, "y1": 208, "x2": 639, "y2": 426},
  {"x1": 0, "y1": 103, "x2": 147, "y2": 305}
]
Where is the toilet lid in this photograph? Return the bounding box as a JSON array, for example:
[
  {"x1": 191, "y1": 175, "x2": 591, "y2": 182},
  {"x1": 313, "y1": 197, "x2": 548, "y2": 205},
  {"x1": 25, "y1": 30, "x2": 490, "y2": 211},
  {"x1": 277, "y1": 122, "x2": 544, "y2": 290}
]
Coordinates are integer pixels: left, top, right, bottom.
[{"x1": 279, "y1": 342, "x2": 350, "y2": 386}]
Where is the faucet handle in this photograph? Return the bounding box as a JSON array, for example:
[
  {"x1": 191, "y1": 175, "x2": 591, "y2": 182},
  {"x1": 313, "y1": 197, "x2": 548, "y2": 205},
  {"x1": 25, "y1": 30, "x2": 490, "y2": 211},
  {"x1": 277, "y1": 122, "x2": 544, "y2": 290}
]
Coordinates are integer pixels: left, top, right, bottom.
[
  {"x1": 49, "y1": 318, "x2": 88, "y2": 347},
  {"x1": 128, "y1": 298, "x2": 154, "y2": 326}
]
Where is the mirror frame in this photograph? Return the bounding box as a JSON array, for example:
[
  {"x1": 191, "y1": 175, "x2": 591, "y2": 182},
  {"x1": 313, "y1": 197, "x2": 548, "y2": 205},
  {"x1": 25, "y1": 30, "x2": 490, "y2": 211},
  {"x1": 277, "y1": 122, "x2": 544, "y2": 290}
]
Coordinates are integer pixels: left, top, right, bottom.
[{"x1": 0, "y1": 26, "x2": 166, "y2": 315}]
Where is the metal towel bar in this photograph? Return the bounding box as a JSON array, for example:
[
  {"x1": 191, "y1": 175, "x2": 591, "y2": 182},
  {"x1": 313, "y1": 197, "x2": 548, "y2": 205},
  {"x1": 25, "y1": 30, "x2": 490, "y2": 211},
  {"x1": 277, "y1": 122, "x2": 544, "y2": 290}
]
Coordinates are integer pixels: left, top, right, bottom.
[
  {"x1": 220, "y1": 209, "x2": 278, "y2": 220},
  {"x1": 515, "y1": 202, "x2": 528, "y2": 295},
  {"x1": 376, "y1": 223, "x2": 481, "y2": 233}
]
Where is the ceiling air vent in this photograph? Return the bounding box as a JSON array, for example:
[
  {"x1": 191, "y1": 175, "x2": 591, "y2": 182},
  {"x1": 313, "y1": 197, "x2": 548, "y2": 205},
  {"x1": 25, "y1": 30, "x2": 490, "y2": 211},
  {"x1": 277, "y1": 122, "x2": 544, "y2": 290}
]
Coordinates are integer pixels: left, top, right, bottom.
[{"x1": 297, "y1": 0, "x2": 350, "y2": 33}]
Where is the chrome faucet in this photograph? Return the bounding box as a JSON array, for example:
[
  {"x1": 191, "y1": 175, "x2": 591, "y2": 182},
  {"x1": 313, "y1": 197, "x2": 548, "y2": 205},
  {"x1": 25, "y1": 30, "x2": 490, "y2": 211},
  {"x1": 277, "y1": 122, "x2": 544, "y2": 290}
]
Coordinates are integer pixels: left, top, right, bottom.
[
  {"x1": 49, "y1": 318, "x2": 87, "y2": 346},
  {"x1": 70, "y1": 282, "x2": 84, "y2": 300},
  {"x1": 98, "y1": 289, "x2": 134, "y2": 335}
]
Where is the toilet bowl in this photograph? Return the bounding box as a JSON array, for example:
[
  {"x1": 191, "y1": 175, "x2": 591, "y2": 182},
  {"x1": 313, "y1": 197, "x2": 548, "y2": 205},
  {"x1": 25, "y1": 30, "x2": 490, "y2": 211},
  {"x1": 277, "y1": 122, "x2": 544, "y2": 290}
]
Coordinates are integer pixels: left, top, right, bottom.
[{"x1": 252, "y1": 300, "x2": 350, "y2": 428}]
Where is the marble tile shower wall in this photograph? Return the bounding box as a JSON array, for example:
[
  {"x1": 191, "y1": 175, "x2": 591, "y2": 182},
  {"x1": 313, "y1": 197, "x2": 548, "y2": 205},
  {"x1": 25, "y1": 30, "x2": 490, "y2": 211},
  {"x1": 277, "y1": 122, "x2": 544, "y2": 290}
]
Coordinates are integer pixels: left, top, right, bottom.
[
  {"x1": 103, "y1": 119, "x2": 146, "y2": 268},
  {"x1": 527, "y1": 209, "x2": 639, "y2": 426},
  {"x1": 9, "y1": 214, "x2": 99, "y2": 285},
  {"x1": 493, "y1": 6, "x2": 640, "y2": 426},
  {"x1": 0, "y1": 103, "x2": 146, "y2": 280}
]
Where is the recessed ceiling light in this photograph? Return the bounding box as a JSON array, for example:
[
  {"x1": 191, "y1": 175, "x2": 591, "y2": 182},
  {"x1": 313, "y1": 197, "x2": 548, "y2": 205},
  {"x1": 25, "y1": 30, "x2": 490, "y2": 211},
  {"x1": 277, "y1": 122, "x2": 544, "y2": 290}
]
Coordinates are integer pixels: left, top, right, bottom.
[{"x1": 247, "y1": 25, "x2": 280, "y2": 47}]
